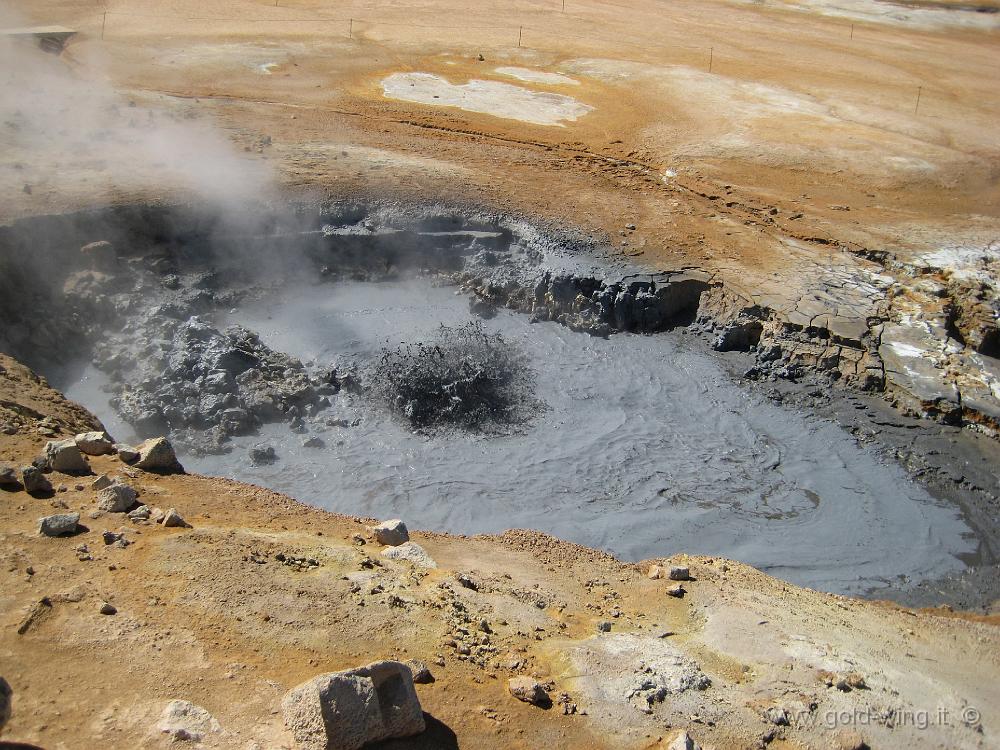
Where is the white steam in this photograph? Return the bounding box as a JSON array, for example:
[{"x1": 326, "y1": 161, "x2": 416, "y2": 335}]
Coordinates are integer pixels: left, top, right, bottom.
[{"x1": 0, "y1": 11, "x2": 272, "y2": 212}]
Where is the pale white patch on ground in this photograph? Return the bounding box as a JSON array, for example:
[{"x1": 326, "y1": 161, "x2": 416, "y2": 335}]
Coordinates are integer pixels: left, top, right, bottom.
[
  {"x1": 381, "y1": 72, "x2": 593, "y2": 126},
  {"x1": 255, "y1": 62, "x2": 277, "y2": 75},
  {"x1": 495, "y1": 66, "x2": 580, "y2": 86},
  {"x1": 731, "y1": 0, "x2": 1000, "y2": 31},
  {"x1": 888, "y1": 341, "x2": 928, "y2": 359},
  {"x1": 915, "y1": 243, "x2": 1000, "y2": 283}
]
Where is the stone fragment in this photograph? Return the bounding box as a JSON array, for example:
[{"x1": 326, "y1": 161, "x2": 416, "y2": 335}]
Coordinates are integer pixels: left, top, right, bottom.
[
  {"x1": 116, "y1": 444, "x2": 139, "y2": 463},
  {"x1": 647, "y1": 565, "x2": 663, "y2": 580},
  {"x1": 380, "y1": 542, "x2": 436, "y2": 568},
  {"x1": 0, "y1": 464, "x2": 20, "y2": 489},
  {"x1": 281, "y1": 661, "x2": 425, "y2": 750},
  {"x1": 668, "y1": 566, "x2": 690, "y2": 581},
  {"x1": 596, "y1": 621, "x2": 612, "y2": 633},
  {"x1": 250, "y1": 444, "x2": 277, "y2": 464},
  {"x1": 100, "y1": 602, "x2": 117, "y2": 615},
  {"x1": 162, "y1": 508, "x2": 189, "y2": 528},
  {"x1": 135, "y1": 437, "x2": 183, "y2": 473},
  {"x1": 158, "y1": 700, "x2": 221, "y2": 742},
  {"x1": 508, "y1": 676, "x2": 549, "y2": 706},
  {"x1": 97, "y1": 483, "x2": 137, "y2": 513},
  {"x1": 128, "y1": 505, "x2": 151, "y2": 522},
  {"x1": 75, "y1": 431, "x2": 114, "y2": 456},
  {"x1": 372, "y1": 519, "x2": 409, "y2": 546},
  {"x1": 91, "y1": 474, "x2": 113, "y2": 491},
  {"x1": 22, "y1": 466, "x2": 52, "y2": 495},
  {"x1": 666, "y1": 585, "x2": 685, "y2": 598},
  {"x1": 39, "y1": 512, "x2": 80, "y2": 536},
  {"x1": 455, "y1": 572, "x2": 478, "y2": 590},
  {"x1": 44, "y1": 439, "x2": 90, "y2": 474},
  {"x1": 405, "y1": 659, "x2": 434, "y2": 684}
]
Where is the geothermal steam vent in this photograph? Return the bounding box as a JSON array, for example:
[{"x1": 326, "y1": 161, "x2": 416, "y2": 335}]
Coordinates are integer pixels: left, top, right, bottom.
[{"x1": 0, "y1": 203, "x2": 974, "y2": 598}]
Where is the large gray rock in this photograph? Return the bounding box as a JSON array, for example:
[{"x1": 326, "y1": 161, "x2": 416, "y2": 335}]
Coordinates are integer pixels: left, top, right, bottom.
[
  {"x1": 135, "y1": 437, "x2": 183, "y2": 473},
  {"x1": 39, "y1": 512, "x2": 80, "y2": 537},
  {"x1": 97, "y1": 483, "x2": 138, "y2": 513},
  {"x1": 372, "y1": 519, "x2": 409, "y2": 546},
  {"x1": 44, "y1": 439, "x2": 90, "y2": 474},
  {"x1": 380, "y1": 542, "x2": 436, "y2": 569},
  {"x1": 75, "y1": 431, "x2": 114, "y2": 456},
  {"x1": 0, "y1": 676, "x2": 11, "y2": 730},
  {"x1": 21, "y1": 466, "x2": 52, "y2": 495},
  {"x1": 281, "y1": 661, "x2": 425, "y2": 750}
]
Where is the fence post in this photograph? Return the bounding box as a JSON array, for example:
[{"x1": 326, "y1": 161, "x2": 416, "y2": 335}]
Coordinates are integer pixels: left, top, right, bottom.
[
  {"x1": 914, "y1": 85, "x2": 922, "y2": 115},
  {"x1": 850, "y1": 23, "x2": 854, "y2": 40},
  {"x1": 708, "y1": 47, "x2": 713, "y2": 73},
  {"x1": 101, "y1": 10, "x2": 107, "y2": 40},
  {"x1": 518, "y1": 25, "x2": 522, "y2": 47},
  {"x1": 349, "y1": 18, "x2": 353, "y2": 39}
]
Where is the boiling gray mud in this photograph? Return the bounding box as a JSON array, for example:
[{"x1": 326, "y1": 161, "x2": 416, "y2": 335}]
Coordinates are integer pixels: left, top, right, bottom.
[{"x1": 67, "y1": 278, "x2": 975, "y2": 597}]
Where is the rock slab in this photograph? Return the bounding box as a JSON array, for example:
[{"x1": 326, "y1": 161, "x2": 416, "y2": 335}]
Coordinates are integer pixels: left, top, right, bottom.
[
  {"x1": 44, "y1": 439, "x2": 90, "y2": 474},
  {"x1": 97, "y1": 483, "x2": 137, "y2": 513},
  {"x1": 282, "y1": 660, "x2": 425, "y2": 750},
  {"x1": 372, "y1": 519, "x2": 409, "y2": 546},
  {"x1": 380, "y1": 542, "x2": 436, "y2": 568},
  {"x1": 75, "y1": 431, "x2": 114, "y2": 456},
  {"x1": 39, "y1": 513, "x2": 79, "y2": 537}
]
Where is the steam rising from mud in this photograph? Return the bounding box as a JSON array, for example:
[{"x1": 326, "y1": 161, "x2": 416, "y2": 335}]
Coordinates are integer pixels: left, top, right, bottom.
[{"x1": 0, "y1": 8, "x2": 271, "y2": 210}]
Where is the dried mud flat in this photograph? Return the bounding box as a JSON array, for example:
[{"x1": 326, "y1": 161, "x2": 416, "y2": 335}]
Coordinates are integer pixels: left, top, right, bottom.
[{"x1": 1, "y1": 0, "x2": 1000, "y2": 747}]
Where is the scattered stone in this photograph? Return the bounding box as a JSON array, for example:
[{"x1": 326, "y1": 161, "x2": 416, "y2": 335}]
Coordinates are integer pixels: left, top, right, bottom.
[
  {"x1": 372, "y1": 519, "x2": 409, "y2": 546},
  {"x1": 596, "y1": 621, "x2": 612, "y2": 633},
  {"x1": 668, "y1": 566, "x2": 691, "y2": 581},
  {"x1": 764, "y1": 706, "x2": 790, "y2": 725},
  {"x1": 626, "y1": 223, "x2": 637, "y2": 231},
  {"x1": 39, "y1": 512, "x2": 80, "y2": 537},
  {"x1": 44, "y1": 439, "x2": 90, "y2": 474},
  {"x1": 0, "y1": 423, "x2": 17, "y2": 435},
  {"x1": 405, "y1": 659, "x2": 434, "y2": 684},
  {"x1": 116, "y1": 444, "x2": 140, "y2": 463},
  {"x1": 102, "y1": 530, "x2": 130, "y2": 547},
  {"x1": 647, "y1": 565, "x2": 663, "y2": 580},
  {"x1": 0, "y1": 676, "x2": 10, "y2": 730},
  {"x1": 250, "y1": 443, "x2": 277, "y2": 464},
  {"x1": 128, "y1": 505, "x2": 151, "y2": 522},
  {"x1": 99, "y1": 602, "x2": 117, "y2": 615},
  {"x1": 668, "y1": 731, "x2": 702, "y2": 750},
  {"x1": 97, "y1": 483, "x2": 137, "y2": 513},
  {"x1": 507, "y1": 676, "x2": 549, "y2": 707},
  {"x1": 75, "y1": 431, "x2": 114, "y2": 456},
  {"x1": 455, "y1": 572, "x2": 478, "y2": 590},
  {"x1": 162, "y1": 508, "x2": 189, "y2": 528},
  {"x1": 91, "y1": 474, "x2": 113, "y2": 491},
  {"x1": 834, "y1": 729, "x2": 870, "y2": 750},
  {"x1": 0, "y1": 464, "x2": 20, "y2": 489},
  {"x1": 835, "y1": 672, "x2": 867, "y2": 691},
  {"x1": 158, "y1": 700, "x2": 222, "y2": 742},
  {"x1": 135, "y1": 437, "x2": 184, "y2": 473},
  {"x1": 281, "y1": 661, "x2": 425, "y2": 750},
  {"x1": 302, "y1": 436, "x2": 325, "y2": 448},
  {"x1": 380, "y1": 541, "x2": 436, "y2": 568},
  {"x1": 666, "y1": 585, "x2": 685, "y2": 598},
  {"x1": 22, "y1": 466, "x2": 52, "y2": 495}
]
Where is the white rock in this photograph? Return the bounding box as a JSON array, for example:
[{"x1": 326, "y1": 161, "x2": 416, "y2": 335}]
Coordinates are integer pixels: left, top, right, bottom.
[
  {"x1": 668, "y1": 731, "x2": 701, "y2": 750},
  {"x1": 281, "y1": 661, "x2": 425, "y2": 750},
  {"x1": 158, "y1": 699, "x2": 221, "y2": 742},
  {"x1": 371, "y1": 519, "x2": 409, "y2": 546},
  {"x1": 75, "y1": 431, "x2": 114, "y2": 456},
  {"x1": 162, "y1": 508, "x2": 189, "y2": 528},
  {"x1": 97, "y1": 483, "x2": 137, "y2": 513},
  {"x1": 135, "y1": 437, "x2": 183, "y2": 473},
  {"x1": 380, "y1": 542, "x2": 436, "y2": 568},
  {"x1": 44, "y1": 439, "x2": 89, "y2": 474}
]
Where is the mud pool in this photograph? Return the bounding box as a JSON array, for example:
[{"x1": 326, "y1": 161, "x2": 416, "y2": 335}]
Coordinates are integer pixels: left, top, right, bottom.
[{"x1": 64, "y1": 278, "x2": 975, "y2": 597}]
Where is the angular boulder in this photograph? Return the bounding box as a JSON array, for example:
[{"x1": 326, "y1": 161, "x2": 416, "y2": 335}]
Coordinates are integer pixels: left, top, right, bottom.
[
  {"x1": 282, "y1": 661, "x2": 425, "y2": 750},
  {"x1": 380, "y1": 542, "x2": 436, "y2": 569},
  {"x1": 0, "y1": 464, "x2": 20, "y2": 489},
  {"x1": 75, "y1": 431, "x2": 114, "y2": 456},
  {"x1": 135, "y1": 437, "x2": 184, "y2": 473},
  {"x1": 44, "y1": 439, "x2": 90, "y2": 474},
  {"x1": 39, "y1": 512, "x2": 80, "y2": 537},
  {"x1": 21, "y1": 466, "x2": 52, "y2": 495},
  {"x1": 97, "y1": 483, "x2": 138, "y2": 513},
  {"x1": 508, "y1": 676, "x2": 549, "y2": 706},
  {"x1": 162, "y1": 508, "x2": 189, "y2": 528},
  {"x1": 372, "y1": 519, "x2": 409, "y2": 546}
]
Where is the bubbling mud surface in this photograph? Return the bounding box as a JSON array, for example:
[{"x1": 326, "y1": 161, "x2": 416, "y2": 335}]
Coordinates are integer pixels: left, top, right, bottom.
[{"x1": 67, "y1": 278, "x2": 975, "y2": 596}]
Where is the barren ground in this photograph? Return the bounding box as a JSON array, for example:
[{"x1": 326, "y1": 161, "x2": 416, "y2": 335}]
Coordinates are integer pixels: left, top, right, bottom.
[{"x1": 1, "y1": 0, "x2": 1000, "y2": 748}]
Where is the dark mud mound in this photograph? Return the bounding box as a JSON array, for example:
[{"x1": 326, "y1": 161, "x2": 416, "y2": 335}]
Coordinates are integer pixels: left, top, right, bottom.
[{"x1": 370, "y1": 322, "x2": 539, "y2": 432}]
